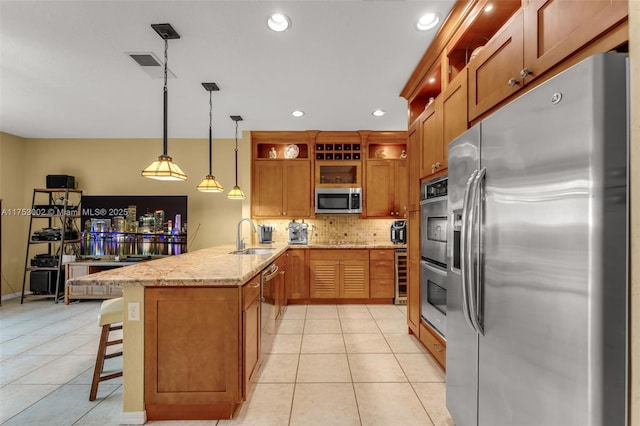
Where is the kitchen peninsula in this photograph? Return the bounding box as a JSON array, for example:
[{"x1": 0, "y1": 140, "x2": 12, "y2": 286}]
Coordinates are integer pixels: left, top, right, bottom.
[
  {"x1": 67, "y1": 243, "x2": 288, "y2": 423},
  {"x1": 67, "y1": 240, "x2": 403, "y2": 423}
]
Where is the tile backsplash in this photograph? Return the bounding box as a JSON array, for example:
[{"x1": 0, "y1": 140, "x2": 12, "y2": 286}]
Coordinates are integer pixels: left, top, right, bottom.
[{"x1": 254, "y1": 215, "x2": 402, "y2": 245}]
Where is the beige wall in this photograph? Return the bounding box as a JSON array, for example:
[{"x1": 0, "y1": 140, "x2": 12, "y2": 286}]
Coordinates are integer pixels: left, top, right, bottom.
[
  {"x1": 630, "y1": 1, "x2": 639, "y2": 422},
  {"x1": 0, "y1": 132, "x2": 28, "y2": 299},
  {"x1": 0, "y1": 132, "x2": 252, "y2": 299}
]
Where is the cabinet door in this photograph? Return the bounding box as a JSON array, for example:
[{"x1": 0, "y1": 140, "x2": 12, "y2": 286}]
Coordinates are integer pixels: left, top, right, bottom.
[
  {"x1": 420, "y1": 99, "x2": 443, "y2": 179},
  {"x1": 145, "y1": 287, "x2": 240, "y2": 419},
  {"x1": 442, "y1": 67, "x2": 468, "y2": 149},
  {"x1": 310, "y1": 260, "x2": 340, "y2": 298},
  {"x1": 407, "y1": 210, "x2": 420, "y2": 334},
  {"x1": 468, "y1": 10, "x2": 524, "y2": 121},
  {"x1": 365, "y1": 160, "x2": 394, "y2": 217},
  {"x1": 340, "y1": 260, "x2": 370, "y2": 299},
  {"x1": 393, "y1": 161, "x2": 408, "y2": 217},
  {"x1": 286, "y1": 249, "x2": 309, "y2": 300},
  {"x1": 407, "y1": 126, "x2": 421, "y2": 211},
  {"x1": 243, "y1": 296, "x2": 260, "y2": 399},
  {"x1": 252, "y1": 162, "x2": 284, "y2": 217},
  {"x1": 523, "y1": 0, "x2": 627, "y2": 79},
  {"x1": 283, "y1": 161, "x2": 312, "y2": 218},
  {"x1": 369, "y1": 259, "x2": 395, "y2": 298}
]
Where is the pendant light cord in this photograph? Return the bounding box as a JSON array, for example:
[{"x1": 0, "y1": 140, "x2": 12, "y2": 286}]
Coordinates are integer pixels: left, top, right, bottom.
[
  {"x1": 208, "y1": 91, "x2": 213, "y2": 175},
  {"x1": 162, "y1": 38, "x2": 169, "y2": 156},
  {"x1": 234, "y1": 120, "x2": 239, "y2": 185}
]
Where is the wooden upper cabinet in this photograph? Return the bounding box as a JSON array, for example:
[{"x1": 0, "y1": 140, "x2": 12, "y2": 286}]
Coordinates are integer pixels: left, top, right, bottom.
[
  {"x1": 468, "y1": 10, "x2": 525, "y2": 121},
  {"x1": 442, "y1": 67, "x2": 468, "y2": 151},
  {"x1": 407, "y1": 126, "x2": 421, "y2": 211},
  {"x1": 283, "y1": 162, "x2": 312, "y2": 218},
  {"x1": 252, "y1": 159, "x2": 311, "y2": 218},
  {"x1": 365, "y1": 159, "x2": 408, "y2": 218},
  {"x1": 523, "y1": 0, "x2": 628, "y2": 79},
  {"x1": 420, "y1": 98, "x2": 444, "y2": 179}
]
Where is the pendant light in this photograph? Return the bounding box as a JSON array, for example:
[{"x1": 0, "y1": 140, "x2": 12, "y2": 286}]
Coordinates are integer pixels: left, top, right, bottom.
[
  {"x1": 141, "y1": 23, "x2": 187, "y2": 181},
  {"x1": 196, "y1": 82, "x2": 224, "y2": 192},
  {"x1": 227, "y1": 115, "x2": 246, "y2": 199}
]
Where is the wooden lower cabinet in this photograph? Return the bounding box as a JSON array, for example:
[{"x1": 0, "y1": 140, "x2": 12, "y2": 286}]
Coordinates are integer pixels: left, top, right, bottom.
[
  {"x1": 285, "y1": 249, "x2": 309, "y2": 301},
  {"x1": 369, "y1": 249, "x2": 395, "y2": 299},
  {"x1": 407, "y1": 210, "x2": 420, "y2": 335},
  {"x1": 419, "y1": 321, "x2": 446, "y2": 369},
  {"x1": 309, "y1": 250, "x2": 370, "y2": 300},
  {"x1": 144, "y1": 278, "x2": 261, "y2": 420}
]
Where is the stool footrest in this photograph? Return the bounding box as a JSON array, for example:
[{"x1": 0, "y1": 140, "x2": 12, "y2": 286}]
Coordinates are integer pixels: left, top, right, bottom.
[
  {"x1": 106, "y1": 339, "x2": 123, "y2": 346},
  {"x1": 99, "y1": 372, "x2": 123, "y2": 382},
  {"x1": 105, "y1": 351, "x2": 123, "y2": 360}
]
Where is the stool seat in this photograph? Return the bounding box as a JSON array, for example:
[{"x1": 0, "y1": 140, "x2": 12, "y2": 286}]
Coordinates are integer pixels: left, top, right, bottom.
[
  {"x1": 98, "y1": 297, "x2": 123, "y2": 326},
  {"x1": 90, "y1": 297, "x2": 124, "y2": 401}
]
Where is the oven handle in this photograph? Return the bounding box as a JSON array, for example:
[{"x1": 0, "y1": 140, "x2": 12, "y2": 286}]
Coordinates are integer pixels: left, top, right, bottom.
[
  {"x1": 262, "y1": 263, "x2": 279, "y2": 283},
  {"x1": 468, "y1": 168, "x2": 486, "y2": 335},
  {"x1": 461, "y1": 170, "x2": 477, "y2": 334}
]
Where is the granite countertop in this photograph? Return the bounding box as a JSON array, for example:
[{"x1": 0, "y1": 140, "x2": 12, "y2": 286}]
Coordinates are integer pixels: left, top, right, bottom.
[
  {"x1": 67, "y1": 243, "x2": 288, "y2": 288},
  {"x1": 66, "y1": 242, "x2": 405, "y2": 289}
]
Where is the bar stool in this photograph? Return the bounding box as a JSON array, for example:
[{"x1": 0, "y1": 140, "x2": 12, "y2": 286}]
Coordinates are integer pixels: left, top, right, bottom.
[{"x1": 90, "y1": 297, "x2": 124, "y2": 401}]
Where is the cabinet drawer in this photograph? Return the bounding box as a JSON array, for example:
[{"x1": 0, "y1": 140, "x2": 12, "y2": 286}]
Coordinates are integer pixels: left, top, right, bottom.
[
  {"x1": 309, "y1": 249, "x2": 369, "y2": 261},
  {"x1": 419, "y1": 321, "x2": 446, "y2": 369},
  {"x1": 370, "y1": 249, "x2": 394, "y2": 260},
  {"x1": 370, "y1": 278, "x2": 394, "y2": 298},
  {"x1": 370, "y1": 261, "x2": 394, "y2": 279},
  {"x1": 243, "y1": 276, "x2": 261, "y2": 310}
]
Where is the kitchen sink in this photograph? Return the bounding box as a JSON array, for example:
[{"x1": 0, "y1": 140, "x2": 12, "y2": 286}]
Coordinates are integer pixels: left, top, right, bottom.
[{"x1": 231, "y1": 248, "x2": 276, "y2": 255}]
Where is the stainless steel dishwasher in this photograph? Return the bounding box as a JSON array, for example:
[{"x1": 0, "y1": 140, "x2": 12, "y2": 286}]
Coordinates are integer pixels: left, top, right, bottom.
[{"x1": 260, "y1": 262, "x2": 279, "y2": 356}]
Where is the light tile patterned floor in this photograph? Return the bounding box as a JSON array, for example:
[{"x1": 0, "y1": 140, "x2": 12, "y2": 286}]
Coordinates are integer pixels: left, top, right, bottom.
[{"x1": 0, "y1": 298, "x2": 454, "y2": 425}]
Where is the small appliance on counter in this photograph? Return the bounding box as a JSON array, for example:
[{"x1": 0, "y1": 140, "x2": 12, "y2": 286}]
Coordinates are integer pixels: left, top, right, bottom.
[
  {"x1": 288, "y1": 220, "x2": 308, "y2": 244},
  {"x1": 390, "y1": 220, "x2": 407, "y2": 244},
  {"x1": 258, "y1": 224, "x2": 274, "y2": 244}
]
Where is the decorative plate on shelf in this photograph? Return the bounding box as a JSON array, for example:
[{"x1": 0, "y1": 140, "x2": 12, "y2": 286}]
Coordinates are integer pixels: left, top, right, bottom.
[{"x1": 284, "y1": 144, "x2": 299, "y2": 159}]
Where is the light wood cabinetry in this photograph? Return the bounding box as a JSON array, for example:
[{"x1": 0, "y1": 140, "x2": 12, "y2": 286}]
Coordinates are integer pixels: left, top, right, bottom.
[
  {"x1": 251, "y1": 131, "x2": 313, "y2": 219},
  {"x1": 253, "y1": 161, "x2": 311, "y2": 218},
  {"x1": 242, "y1": 276, "x2": 261, "y2": 398},
  {"x1": 145, "y1": 287, "x2": 242, "y2": 420},
  {"x1": 369, "y1": 249, "x2": 395, "y2": 299},
  {"x1": 285, "y1": 249, "x2": 309, "y2": 301},
  {"x1": 309, "y1": 250, "x2": 370, "y2": 299},
  {"x1": 407, "y1": 126, "x2": 421, "y2": 211},
  {"x1": 365, "y1": 160, "x2": 408, "y2": 218},
  {"x1": 419, "y1": 321, "x2": 446, "y2": 369},
  {"x1": 419, "y1": 100, "x2": 443, "y2": 179},
  {"x1": 407, "y1": 210, "x2": 420, "y2": 335}
]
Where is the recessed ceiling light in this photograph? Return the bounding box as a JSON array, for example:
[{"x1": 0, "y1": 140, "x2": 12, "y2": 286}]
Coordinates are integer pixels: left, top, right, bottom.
[
  {"x1": 484, "y1": 4, "x2": 495, "y2": 13},
  {"x1": 292, "y1": 110, "x2": 305, "y2": 118},
  {"x1": 267, "y1": 13, "x2": 291, "y2": 32},
  {"x1": 372, "y1": 109, "x2": 386, "y2": 117},
  {"x1": 416, "y1": 13, "x2": 440, "y2": 31}
]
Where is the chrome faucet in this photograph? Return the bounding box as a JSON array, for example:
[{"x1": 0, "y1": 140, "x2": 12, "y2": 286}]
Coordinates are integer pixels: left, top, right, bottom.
[{"x1": 236, "y1": 218, "x2": 256, "y2": 250}]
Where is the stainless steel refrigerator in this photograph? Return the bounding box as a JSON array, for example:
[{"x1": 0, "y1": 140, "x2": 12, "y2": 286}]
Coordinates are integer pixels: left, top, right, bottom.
[{"x1": 446, "y1": 53, "x2": 628, "y2": 426}]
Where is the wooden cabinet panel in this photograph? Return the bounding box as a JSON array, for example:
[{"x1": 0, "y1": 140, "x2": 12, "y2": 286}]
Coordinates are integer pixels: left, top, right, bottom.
[
  {"x1": 340, "y1": 260, "x2": 369, "y2": 298},
  {"x1": 253, "y1": 162, "x2": 284, "y2": 217},
  {"x1": 419, "y1": 321, "x2": 446, "y2": 369},
  {"x1": 286, "y1": 249, "x2": 309, "y2": 300},
  {"x1": 283, "y1": 162, "x2": 311, "y2": 217},
  {"x1": 365, "y1": 160, "x2": 394, "y2": 217},
  {"x1": 369, "y1": 252, "x2": 395, "y2": 298},
  {"x1": 468, "y1": 10, "x2": 524, "y2": 121},
  {"x1": 243, "y1": 294, "x2": 260, "y2": 398},
  {"x1": 394, "y1": 160, "x2": 409, "y2": 217},
  {"x1": 442, "y1": 67, "x2": 468, "y2": 149},
  {"x1": 145, "y1": 287, "x2": 240, "y2": 419},
  {"x1": 420, "y1": 101, "x2": 443, "y2": 179},
  {"x1": 310, "y1": 260, "x2": 340, "y2": 298},
  {"x1": 523, "y1": 0, "x2": 628, "y2": 79},
  {"x1": 407, "y1": 126, "x2": 421, "y2": 211},
  {"x1": 407, "y1": 210, "x2": 420, "y2": 334},
  {"x1": 252, "y1": 161, "x2": 311, "y2": 218}
]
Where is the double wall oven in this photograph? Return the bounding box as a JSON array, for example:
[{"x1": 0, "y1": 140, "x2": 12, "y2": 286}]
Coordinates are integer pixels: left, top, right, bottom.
[{"x1": 420, "y1": 176, "x2": 448, "y2": 338}]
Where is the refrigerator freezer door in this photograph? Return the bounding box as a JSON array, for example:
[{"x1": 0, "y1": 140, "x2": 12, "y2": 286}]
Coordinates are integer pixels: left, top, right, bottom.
[
  {"x1": 477, "y1": 53, "x2": 627, "y2": 426},
  {"x1": 446, "y1": 124, "x2": 481, "y2": 426}
]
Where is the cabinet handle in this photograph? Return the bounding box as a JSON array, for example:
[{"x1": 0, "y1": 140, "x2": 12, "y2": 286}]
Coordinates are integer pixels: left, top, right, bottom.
[
  {"x1": 520, "y1": 68, "x2": 532, "y2": 79},
  {"x1": 508, "y1": 78, "x2": 520, "y2": 88}
]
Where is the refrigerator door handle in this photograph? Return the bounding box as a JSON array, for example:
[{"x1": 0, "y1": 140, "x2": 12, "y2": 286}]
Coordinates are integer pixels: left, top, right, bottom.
[
  {"x1": 468, "y1": 167, "x2": 486, "y2": 335},
  {"x1": 461, "y1": 170, "x2": 478, "y2": 333}
]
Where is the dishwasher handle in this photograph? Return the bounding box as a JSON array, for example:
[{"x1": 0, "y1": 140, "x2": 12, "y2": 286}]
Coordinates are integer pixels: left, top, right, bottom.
[{"x1": 262, "y1": 263, "x2": 279, "y2": 282}]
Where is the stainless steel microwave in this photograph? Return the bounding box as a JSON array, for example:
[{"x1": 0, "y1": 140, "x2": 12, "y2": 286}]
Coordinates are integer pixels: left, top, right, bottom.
[{"x1": 315, "y1": 188, "x2": 362, "y2": 214}]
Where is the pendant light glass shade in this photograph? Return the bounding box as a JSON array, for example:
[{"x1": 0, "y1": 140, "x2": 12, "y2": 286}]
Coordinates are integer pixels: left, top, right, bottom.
[
  {"x1": 227, "y1": 115, "x2": 246, "y2": 200},
  {"x1": 226, "y1": 185, "x2": 246, "y2": 200},
  {"x1": 142, "y1": 24, "x2": 187, "y2": 181},
  {"x1": 142, "y1": 155, "x2": 187, "y2": 181},
  {"x1": 197, "y1": 82, "x2": 224, "y2": 193},
  {"x1": 196, "y1": 175, "x2": 224, "y2": 192}
]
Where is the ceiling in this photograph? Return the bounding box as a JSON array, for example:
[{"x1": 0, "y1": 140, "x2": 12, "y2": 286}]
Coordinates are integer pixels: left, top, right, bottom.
[{"x1": 0, "y1": 0, "x2": 455, "y2": 139}]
